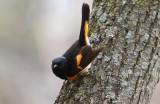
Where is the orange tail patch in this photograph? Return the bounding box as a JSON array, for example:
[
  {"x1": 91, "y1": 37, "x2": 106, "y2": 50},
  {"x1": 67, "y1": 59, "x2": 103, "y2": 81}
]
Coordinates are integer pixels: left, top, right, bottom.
[{"x1": 84, "y1": 21, "x2": 88, "y2": 41}]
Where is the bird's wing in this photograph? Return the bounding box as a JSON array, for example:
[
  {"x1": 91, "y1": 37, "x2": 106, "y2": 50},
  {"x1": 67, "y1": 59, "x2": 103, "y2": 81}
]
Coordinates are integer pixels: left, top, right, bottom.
[
  {"x1": 76, "y1": 45, "x2": 103, "y2": 70},
  {"x1": 67, "y1": 45, "x2": 103, "y2": 79}
]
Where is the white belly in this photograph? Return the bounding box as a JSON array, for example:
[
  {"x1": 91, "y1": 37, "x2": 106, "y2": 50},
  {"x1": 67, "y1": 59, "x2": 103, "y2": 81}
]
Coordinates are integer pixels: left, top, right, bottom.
[
  {"x1": 80, "y1": 63, "x2": 91, "y2": 74},
  {"x1": 85, "y1": 63, "x2": 91, "y2": 72},
  {"x1": 86, "y1": 37, "x2": 90, "y2": 45}
]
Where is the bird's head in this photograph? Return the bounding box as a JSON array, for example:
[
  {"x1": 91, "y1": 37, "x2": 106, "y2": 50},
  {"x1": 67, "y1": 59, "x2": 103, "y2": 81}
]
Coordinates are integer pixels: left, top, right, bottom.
[{"x1": 51, "y1": 57, "x2": 68, "y2": 79}]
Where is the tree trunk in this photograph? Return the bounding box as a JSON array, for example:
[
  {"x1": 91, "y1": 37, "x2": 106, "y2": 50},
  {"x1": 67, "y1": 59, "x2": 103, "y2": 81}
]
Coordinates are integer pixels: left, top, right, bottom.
[{"x1": 55, "y1": 0, "x2": 160, "y2": 104}]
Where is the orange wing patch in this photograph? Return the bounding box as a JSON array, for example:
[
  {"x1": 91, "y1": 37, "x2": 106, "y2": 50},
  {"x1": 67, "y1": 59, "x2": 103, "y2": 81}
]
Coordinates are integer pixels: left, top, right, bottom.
[
  {"x1": 76, "y1": 53, "x2": 83, "y2": 69},
  {"x1": 67, "y1": 53, "x2": 83, "y2": 80},
  {"x1": 84, "y1": 20, "x2": 88, "y2": 41}
]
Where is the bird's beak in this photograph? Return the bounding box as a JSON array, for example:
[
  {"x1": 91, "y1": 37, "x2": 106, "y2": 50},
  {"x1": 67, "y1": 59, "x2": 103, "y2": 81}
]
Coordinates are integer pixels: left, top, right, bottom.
[{"x1": 53, "y1": 64, "x2": 58, "y2": 68}]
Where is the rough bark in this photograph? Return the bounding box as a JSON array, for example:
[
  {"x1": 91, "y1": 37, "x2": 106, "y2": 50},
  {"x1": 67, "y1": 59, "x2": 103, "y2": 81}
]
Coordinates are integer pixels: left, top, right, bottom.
[{"x1": 55, "y1": 0, "x2": 160, "y2": 104}]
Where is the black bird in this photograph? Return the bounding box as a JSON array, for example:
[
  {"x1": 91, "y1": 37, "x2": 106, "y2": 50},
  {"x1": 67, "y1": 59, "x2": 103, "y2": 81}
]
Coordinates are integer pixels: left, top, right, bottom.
[{"x1": 52, "y1": 3, "x2": 103, "y2": 80}]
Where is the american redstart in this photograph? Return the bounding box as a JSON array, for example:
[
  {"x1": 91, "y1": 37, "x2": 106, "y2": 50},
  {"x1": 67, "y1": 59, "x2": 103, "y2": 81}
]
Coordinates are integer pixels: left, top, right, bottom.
[{"x1": 51, "y1": 3, "x2": 103, "y2": 80}]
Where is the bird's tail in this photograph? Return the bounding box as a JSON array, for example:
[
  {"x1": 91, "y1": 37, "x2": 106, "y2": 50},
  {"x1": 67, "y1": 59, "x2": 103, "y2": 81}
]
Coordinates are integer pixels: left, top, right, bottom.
[{"x1": 79, "y1": 3, "x2": 90, "y2": 46}]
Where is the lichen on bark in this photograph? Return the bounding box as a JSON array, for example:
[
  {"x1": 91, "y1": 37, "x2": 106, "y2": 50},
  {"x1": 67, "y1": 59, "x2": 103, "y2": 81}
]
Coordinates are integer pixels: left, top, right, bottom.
[{"x1": 54, "y1": 0, "x2": 160, "y2": 104}]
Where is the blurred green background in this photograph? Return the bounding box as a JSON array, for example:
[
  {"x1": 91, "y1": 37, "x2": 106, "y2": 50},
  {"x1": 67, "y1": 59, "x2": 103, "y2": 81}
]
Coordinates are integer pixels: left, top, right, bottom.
[{"x1": 0, "y1": 0, "x2": 159, "y2": 104}]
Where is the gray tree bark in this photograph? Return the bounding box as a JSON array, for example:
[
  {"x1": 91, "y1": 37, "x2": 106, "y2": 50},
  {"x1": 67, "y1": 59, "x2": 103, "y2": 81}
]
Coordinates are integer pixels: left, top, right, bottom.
[{"x1": 55, "y1": 0, "x2": 160, "y2": 104}]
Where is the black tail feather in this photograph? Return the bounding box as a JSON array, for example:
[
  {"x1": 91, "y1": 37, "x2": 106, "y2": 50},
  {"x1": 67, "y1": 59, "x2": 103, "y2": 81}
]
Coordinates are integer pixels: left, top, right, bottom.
[{"x1": 79, "y1": 3, "x2": 90, "y2": 46}]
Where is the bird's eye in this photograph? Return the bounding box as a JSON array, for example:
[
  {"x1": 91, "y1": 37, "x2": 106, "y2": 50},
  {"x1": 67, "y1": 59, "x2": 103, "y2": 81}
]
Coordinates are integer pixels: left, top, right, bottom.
[{"x1": 53, "y1": 64, "x2": 58, "y2": 68}]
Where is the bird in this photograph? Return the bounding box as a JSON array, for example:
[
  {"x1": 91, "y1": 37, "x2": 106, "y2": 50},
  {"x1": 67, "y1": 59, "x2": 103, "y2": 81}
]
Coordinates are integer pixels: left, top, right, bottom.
[{"x1": 51, "y1": 3, "x2": 103, "y2": 80}]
